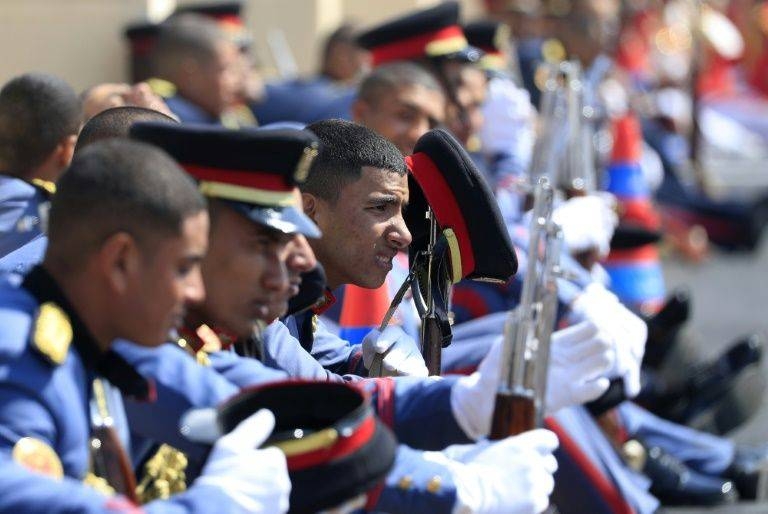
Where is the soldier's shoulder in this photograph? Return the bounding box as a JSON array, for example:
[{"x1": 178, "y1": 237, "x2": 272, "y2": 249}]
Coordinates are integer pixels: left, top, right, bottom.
[
  {"x1": 0, "y1": 284, "x2": 38, "y2": 359},
  {"x1": 0, "y1": 286, "x2": 70, "y2": 369},
  {"x1": 0, "y1": 175, "x2": 35, "y2": 203}
]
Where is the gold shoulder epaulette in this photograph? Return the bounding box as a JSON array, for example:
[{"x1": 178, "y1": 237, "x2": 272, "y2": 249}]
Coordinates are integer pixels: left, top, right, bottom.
[
  {"x1": 32, "y1": 302, "x2": 72, "y2": 366},
  {"x1": 145, "y1": 77, "x2": 177, "y2": 99},
  {"x1": 30, "y1": 178, "x2": 56, "y2": 195}
]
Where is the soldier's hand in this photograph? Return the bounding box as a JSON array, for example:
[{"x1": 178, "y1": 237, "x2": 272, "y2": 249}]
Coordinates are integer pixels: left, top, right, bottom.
[
  {"x1": 570, "y1": 283, "x2": 647, "y2": 397},
  {"x1": 552, "y1": 193, "x2": 618, "y2": 260},
  {"x1": 430, "y1": 429, "x2": 559, "y2": 514},
  {"x1": 195, "y1": 409, "x2": 290, "y2": 514},
  {"x1": 363, "y1": 326, "x2": 429, "y2": 377},
  {"x1": 545, "y1": 320, "x2": 614, "y2": 414}
]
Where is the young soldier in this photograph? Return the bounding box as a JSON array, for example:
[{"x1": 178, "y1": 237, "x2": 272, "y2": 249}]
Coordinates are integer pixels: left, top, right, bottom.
[
  {"x1": 0, "y1": 73, "x2": 80, "y2": 259},
  {"x1": 151, "y1": 15, "x2": 240, "y2": 125},
  {"x1": 0, "y1": 106, "x2": 177, "y2": 279},
  {"x1": 0, "y1": 139, "x2": 290, "y2": 513}
]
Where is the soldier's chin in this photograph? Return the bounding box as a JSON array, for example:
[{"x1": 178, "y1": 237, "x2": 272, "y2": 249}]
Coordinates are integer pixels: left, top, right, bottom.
[
  {"x1": 357, "y1": 268, "x2": 387, "y2": 290},
  {"x1": 263, "y1": 301, "x2": 288, "y2": 323}
]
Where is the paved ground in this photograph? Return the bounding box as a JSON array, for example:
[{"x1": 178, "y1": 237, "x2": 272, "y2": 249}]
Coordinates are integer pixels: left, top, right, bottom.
[{"x1": 658, "y1": 234, "x2": 768, "y2": 513}]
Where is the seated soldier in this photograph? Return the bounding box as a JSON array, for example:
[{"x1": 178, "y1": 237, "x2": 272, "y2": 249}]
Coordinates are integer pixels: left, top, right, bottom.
[
  {"x1": 0, "y1": 139, "x2": 290, "y2": 513},
  {"x1": 0, "y1": 106, "x2": 177, "y2": 280},
  {"x1": 0, "y1": 74, "x2": 80, "y2": 261},
  {"x1": 151, "y1": 14, "x2": 240, "y2": 125}
]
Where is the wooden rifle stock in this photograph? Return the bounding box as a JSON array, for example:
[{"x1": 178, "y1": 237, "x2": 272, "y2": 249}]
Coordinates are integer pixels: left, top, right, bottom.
[
  {"x1": 489, "y1": 391, "x2": 536, "y2": 440},
  {"x1": 90, "y1": 425, "x2": 139, "y2": 502},
  {"x1": 422, "y1": 315, "x2": 443, "y2": 376},
  {"x1": 490, "y1": 179, "x2": 560, "y2": 441}
]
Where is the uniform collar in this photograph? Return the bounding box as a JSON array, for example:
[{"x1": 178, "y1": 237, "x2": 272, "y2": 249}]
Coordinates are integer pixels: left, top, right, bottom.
[
  {"x1": 22, "y1": 265, "x2": 155, "y2": 402},
  {"x1": 311, "y1": 288, "x2": 336, "y2": 315},
  {"x1": 178, "y1": 323, "x2": 237, "y2": 353},
  {"x1": 0, "y1": 174, "x2": 56, "y2": 197}
]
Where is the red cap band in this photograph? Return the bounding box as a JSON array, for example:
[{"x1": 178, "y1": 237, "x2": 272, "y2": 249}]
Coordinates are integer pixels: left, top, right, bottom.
[
  {"x1": 406, "y1": 153, "x2": 476, "y2": 276},
  {"x1": 371, "y1": 25, "x2": 465, "y2": 66}
]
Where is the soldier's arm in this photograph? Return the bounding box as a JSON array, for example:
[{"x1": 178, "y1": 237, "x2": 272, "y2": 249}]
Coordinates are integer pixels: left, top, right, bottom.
[
  {"x1": 262, "y1": 320, "x2": 473, "y2": 449},
  {"x1": 0, "y1": 382, "x2": 57, "y2": 455},
  {"x1": 114, "y1": 341, "x2": 241, "y2": 459},
  {"x1": 0, "y1": 457, "x2": 266, "y2": 514},
  {"x1": 371, "y1": 444, "x2": 458, "y2": 514},
  {"x1": 261, "y1": 320, "x2": 361, "y2": 382},
  {"x1": 307, "y1": 316, "x2": 367, "y2": 376},
  {"x1": 206, "y1": 345, "x2": 288, "y2": 387}
]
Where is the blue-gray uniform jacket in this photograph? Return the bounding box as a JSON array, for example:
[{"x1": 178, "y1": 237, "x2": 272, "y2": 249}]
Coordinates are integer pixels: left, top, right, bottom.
[
  {"x1": 0, "y1": 234, "x2": 470, "y2": 512},
  {"x1": 164, "y1": 95, "x2": 220, "y2": 125},
  {"x1": 230, "y1": 320, "x2": 467, "y2": 513},
  {"x1": 0, "y1": 175, "x2": 51, "y2": 259},
  {"x1": 118, "y1": 319, "x2": 472, "y2": 514},
  {"x1": 0, "y1": 266, "x2": 245, "y2": 513}
]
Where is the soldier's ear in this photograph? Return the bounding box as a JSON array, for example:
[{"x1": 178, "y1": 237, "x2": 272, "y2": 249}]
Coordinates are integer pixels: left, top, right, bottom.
[
  {"x1": 54, "y1": 135, "x2": 77, "y2": 170},
  {"x1": 302, "y1": 192, "x2": 318, "y2": 220},
  {"x1": 97, "y1": 232, "x2": 141, "y2": 295}
]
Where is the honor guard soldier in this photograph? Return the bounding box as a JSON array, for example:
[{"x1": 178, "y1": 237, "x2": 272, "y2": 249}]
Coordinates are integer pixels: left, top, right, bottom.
[
  {"x1": 151, "y1": 14, "x2": 241, "y2": 126},
  {"x1": 0, "y1": 106, "x2": 179, "y2": 283},
  {"x1": 0, "y1": 74, "x2": 80, "y2": 274},
  {"x1": 0, "y1": 139, "x2": 292, "y2": 513}
]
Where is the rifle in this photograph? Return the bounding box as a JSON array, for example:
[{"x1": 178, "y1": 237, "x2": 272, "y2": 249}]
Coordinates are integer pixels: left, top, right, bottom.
[
  {"x1": 371, "y1": 208, "x2": 453, "y2": 377},
  {"x1": 89, "y1": 378, "x2": 139, "y2": 502},
  {"x1": 490, "y1": 178, "x2": 563, "y2": 438},
  {"x1": 559, "y1": 60, "x2": 598, "y2": 198}
]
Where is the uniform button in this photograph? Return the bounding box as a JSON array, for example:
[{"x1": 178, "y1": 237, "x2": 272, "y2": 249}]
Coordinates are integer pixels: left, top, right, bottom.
[
  {"x1": 398, "y1": 476, "x2": 413, "y2": 490},
  {"x1": 427, "y1": 475, "x2": 442, "y2": 494}
]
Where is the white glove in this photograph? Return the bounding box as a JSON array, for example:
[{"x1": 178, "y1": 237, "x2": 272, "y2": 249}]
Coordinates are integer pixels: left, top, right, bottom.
[
  {"x1": 480, "y1": 78, "x2": 536, "y2": 159},
  {"x1": 450, "y1": 336, "x2": 503, "y2": 440},
  {"x1": 552, "y1": 194, "x2": 618, "y2": 259},
  {"x1": 545, "y1": 320, "x2": 614, "y2": 414},
  {"x1": 195, "y1": 409, "x2": 290, "y2": 514},
  {"x1": 451, "y1": 320, "x2": 612, "y2": 439},
  {"x1": 430, "y1": 429, "x2": 559, "y2": 514},
  {"x1": 363, "y1": 326, "x2": 428, "y2": 377},
  {"x1": 570, "y1": 283, "x2": 647, "y2": 397}
]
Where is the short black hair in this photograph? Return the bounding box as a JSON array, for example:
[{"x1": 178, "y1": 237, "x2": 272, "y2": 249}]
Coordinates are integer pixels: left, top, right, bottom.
[
  {"x1": 47, "y1": 139, "x2": 205, "y2": 270},
  {"x1": 0, "y1": 73, "x2": 81, "y2": 176},
  {"x1": 321, "y1": 23, "x2": 359, "y2": 71},
  {"x1": 153, "y1": 14, "x2": 227, "y2": 79},
  {"x1": 357, "y1": 61, "x2": 444, "y2": 105},
  {"x1": 75, "y1": 106, "x2": 177, "y2": 154},
  {"x1": 304, "y1": 119, "x2": 406, "y2": 202}
]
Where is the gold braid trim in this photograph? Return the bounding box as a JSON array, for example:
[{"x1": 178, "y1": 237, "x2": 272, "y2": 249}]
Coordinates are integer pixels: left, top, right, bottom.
[
  {"x1": 83, "y1": 472, "x2": 116, "y2": 496},
  {"x1": 135, "y1": 444, "x2": 188, "y2": 503}
]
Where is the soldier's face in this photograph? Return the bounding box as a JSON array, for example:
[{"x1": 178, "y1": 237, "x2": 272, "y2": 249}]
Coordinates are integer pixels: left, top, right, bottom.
[
  {"x1": 123, "y1": 211, "x2": 208, "y2": 346},
  {"x1": 444, "y1": 65, "x2": 487, "y2": 147},
  {"x1": 185, "y1": 40, "x2": 240, "y2": 116},
  {"x1": 200, "y1": 205, "x2": 293, "y2": 338},
  {"x1": 263, "y1": 234, "x2": 318, "y2": 322},
  {"x1": 353, "y1": 84, "x2": 445, "y2": 155},
  {"x1": 304, "y1": 167, "x2": 411, "y2": 290}
]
